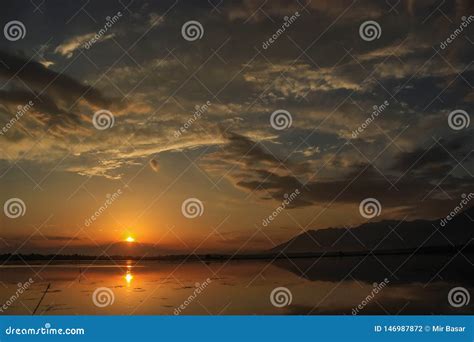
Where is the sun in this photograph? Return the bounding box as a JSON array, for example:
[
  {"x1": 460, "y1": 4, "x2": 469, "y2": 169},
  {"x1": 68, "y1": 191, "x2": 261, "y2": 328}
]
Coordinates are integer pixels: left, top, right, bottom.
[{"x1": 125, "y1": 236, "x2": 135, "y2": 243}]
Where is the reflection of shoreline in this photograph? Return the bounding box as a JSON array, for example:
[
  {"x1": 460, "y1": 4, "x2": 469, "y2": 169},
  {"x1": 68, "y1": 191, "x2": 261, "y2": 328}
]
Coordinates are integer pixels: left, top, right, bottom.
[
  {"x1": 1, "y1": 243, "x2": 473, "y2": 262},
  {"x1": 273, "y1": 252, "x2": 474, "y2": 285}
]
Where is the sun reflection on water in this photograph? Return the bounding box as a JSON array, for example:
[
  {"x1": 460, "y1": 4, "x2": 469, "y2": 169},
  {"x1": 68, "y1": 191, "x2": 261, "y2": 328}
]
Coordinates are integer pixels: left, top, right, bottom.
[
  {"x1": 125, "y1": 271, "x2": 133, "y2": 285},
  {"x1": 124, "y1": 263, "x2": 134, "y2": 286}
]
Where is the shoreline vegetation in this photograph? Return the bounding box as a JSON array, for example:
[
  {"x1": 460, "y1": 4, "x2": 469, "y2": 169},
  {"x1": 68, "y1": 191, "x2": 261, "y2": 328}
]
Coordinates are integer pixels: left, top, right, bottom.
[{"x1": 1, "y1": 244, "x2": 472, "y2": 263}]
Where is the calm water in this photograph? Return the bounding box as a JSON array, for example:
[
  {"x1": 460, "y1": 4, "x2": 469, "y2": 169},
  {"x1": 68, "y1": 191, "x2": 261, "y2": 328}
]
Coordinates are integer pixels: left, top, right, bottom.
[{"x1": 0, "y1": 254, "x2": 472, "y2": 315}]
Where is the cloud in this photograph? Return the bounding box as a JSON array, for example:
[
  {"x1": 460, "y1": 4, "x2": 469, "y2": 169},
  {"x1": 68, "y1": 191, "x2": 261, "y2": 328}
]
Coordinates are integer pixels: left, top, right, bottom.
[
  {"x1": 243, "y1": 63, "x2": 362, "y2": 101},
  {"x1": 39, "y1": 60, "x2": 55, "y2": 68},
  {"x1": 225, "y1": 0, "x2": 384, "y2": 22},
  {"x1": 31, "y1": 235, "x2": 82, "y2": 241},
  {"x1": 201, "y1": 129, "x2": 312, "y2": 181},
  {"x1": 0, "y1": 51, "x2": 112, "y2": 108},
  {"x1": 65, "y1": 158, "x2": 130, "y2": 180},
  {"x1": 200, "y1": 130, "x2": 474, "y2": 218},
  {"x1": 54, "y1": 32, "x2": 114, "y2": 58},
  {"x1": 149, "y1": 159, "x2": 160, "y2": 172},
  {"x1": 390, "y1": 134, "x2": 473, "y2": 177},
  {"x1": 0, "y1": 89, "x2": 83, "y2": 134}
]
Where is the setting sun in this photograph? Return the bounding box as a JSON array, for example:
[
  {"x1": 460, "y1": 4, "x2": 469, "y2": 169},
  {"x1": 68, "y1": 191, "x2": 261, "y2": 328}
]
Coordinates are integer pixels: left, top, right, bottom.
[{"x1": 125, "y1": 236, "x2": 135, "y2": 243}]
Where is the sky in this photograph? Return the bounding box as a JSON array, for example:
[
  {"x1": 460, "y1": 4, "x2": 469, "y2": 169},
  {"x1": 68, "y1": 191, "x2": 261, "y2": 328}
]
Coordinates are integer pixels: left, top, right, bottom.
[{"x1": 0, "y1": 0, "x2": 473, "y2": 255}]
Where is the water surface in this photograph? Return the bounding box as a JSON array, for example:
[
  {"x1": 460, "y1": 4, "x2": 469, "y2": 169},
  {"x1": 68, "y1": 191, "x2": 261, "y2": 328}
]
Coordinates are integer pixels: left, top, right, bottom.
[{"x1": 0, "y1": 253, "x2": 472, "y2": 315}]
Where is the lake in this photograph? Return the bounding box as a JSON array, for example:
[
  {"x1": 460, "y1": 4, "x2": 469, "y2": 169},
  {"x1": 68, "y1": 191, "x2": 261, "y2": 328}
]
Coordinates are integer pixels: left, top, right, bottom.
[{"x1": 0, "y1": 253, "x2": 472, "y2": 315}]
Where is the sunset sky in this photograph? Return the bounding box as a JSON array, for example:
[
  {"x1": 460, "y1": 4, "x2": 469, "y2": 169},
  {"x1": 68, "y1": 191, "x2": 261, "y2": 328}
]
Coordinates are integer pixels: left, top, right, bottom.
[{"x1": 0, "y1": 0, "x2": 472, "y2": 255}]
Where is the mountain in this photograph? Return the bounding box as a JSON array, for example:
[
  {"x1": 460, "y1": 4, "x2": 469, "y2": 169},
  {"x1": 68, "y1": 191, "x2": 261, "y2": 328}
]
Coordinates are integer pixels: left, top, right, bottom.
[{"x1": 271, "y1": 206, "x2": 474, "y2": 254}]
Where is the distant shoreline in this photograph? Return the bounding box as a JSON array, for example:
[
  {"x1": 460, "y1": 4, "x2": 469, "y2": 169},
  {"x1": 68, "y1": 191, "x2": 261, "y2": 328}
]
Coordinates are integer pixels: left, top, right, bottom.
[{"x1": 1, "y1": 244, "x2": 472, "y2": 263}]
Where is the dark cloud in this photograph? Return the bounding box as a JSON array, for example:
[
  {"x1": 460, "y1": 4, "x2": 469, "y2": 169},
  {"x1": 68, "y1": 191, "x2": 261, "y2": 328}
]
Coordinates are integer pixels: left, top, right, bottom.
[
  {"x1": 0, "y1": 51, "x2": 122, "y2": 138},
  {"x1": 0, "y1": 89, "x2": 82, "y2": 130},
  {"x1": 220, "y1": 130, "x2": 312, "y2": 174},
  {"x1": 0, "y1": 51, "x2": 111, "y2": 108},
  {"x1": 222, "y1": 130, "x2": 283, "y2": 166},
  {"x1": 203, "y1": 131, "x2": 474, "y2": 217},
  {"x1": 391, "y1": 134, "x2": 473, "y2": 176},
  {"x1": 36, "y1": 235, "x2": 82, "y2": 241},
  {"x1": 10, "y1": 235, "x2": 82, "y2": 242}
]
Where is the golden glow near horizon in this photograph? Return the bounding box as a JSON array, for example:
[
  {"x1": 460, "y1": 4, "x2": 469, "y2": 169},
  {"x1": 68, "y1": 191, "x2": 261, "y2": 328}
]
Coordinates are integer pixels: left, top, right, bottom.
[{"x1": 125, "y1": 236, "x2": 135, "y2": 243}]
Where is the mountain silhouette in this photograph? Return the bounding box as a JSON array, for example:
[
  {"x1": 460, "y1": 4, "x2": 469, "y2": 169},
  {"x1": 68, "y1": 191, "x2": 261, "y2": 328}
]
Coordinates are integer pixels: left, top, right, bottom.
[{"x1": 271, "y1": 206, "x2": 474, "y2": 254}]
